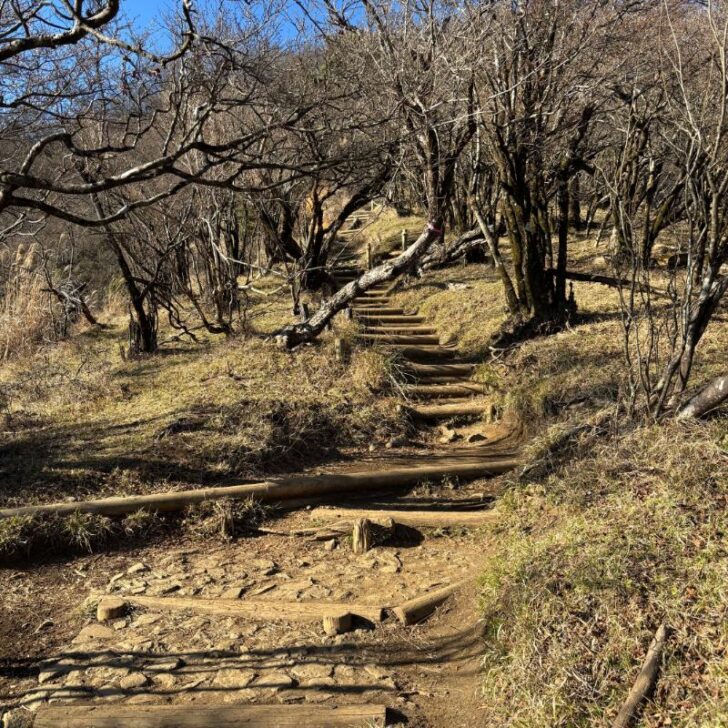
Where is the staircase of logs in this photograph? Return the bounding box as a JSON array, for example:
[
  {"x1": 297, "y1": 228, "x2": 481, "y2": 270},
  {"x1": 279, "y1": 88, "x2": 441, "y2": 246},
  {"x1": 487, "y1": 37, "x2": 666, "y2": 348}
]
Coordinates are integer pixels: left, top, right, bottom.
[{"x1": 15, "y1": 208, "x2": 521, "y2": 728}]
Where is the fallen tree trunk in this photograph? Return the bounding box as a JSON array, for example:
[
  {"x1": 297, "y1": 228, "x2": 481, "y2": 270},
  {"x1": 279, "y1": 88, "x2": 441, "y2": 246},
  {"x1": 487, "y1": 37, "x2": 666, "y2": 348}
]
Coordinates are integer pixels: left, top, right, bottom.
[
  {"x1": 276, "y1": 223, "x2": 441, "y2": 348},
  {"x1": 611, "y1": 624, "x2": 668, "y2": 728},
  {"x1": 419, "y1": 227, "x2": 485, "y2": 271},
  {"x1": 392, "y1": 581, "x2": 465, "y2": 625},
  {"x1": 676, "y1": 375, "x2": 728, "y2": 419},
  {"x1": 0, "y1": 456, "x2": 518, "y2": 520},
  {"x1": 33, "y1": 703, "x2": 388, "y2": 728},
  {"x1": 122, "y1": 594, "x2": 385, "y2": 624},
  {"x1": 547, "y1": 269, "x2": 669, "y2": 298}
]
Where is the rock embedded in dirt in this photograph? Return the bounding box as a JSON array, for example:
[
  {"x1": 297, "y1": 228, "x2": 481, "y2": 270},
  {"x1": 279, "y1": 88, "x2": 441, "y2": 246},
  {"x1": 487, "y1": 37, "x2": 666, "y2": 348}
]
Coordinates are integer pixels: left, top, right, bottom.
[
  {"x1": 119, "y1": 672, "x2": 149, "y2": 690},
  {"x1": 2, "y1": 708, "x2": 32, "y2": 728},
  {"x1": 73, "y1": 624, "x2": 115, "y2": 645},
  {"x1": 220, "y1": 586, "x2": 245, "y2": 600},
  {"x1": 291, "y1": 664, "x2": 333, "y2": 681},
  {"x1": 467, "y1": 433, "x2": 487, "y2": 443},
  {"x1": 127, "y1": 562, "x2": 149, "y2": 575},
  {"x1": 323, "y1": 539, "x2": 337, "y2": 551},
  {"x1": 252, "y1": 671, "x2": 296, "y2": 690},
  {"x1": 212, "y1": 668, "x2": 257, "y2": 689}
]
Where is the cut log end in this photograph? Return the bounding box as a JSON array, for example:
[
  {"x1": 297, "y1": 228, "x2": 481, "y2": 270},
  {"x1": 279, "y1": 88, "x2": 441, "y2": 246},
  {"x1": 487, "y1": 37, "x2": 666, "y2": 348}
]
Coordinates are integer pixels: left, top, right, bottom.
[
  {"x1": 351, "y1": 518, "x2": 373, "y2": 554},
  {"x1": 323, "y1": 612, "x2": 353, "y2": 636},
  {"x1": 97, "y1": 597, "x2": 129, "y2": 622}
]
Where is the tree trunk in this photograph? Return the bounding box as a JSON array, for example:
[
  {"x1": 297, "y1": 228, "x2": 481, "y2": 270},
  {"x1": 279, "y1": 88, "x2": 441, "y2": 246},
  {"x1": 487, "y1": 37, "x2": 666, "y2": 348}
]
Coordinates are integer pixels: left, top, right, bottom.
[
  {"x1": 276, "y1": 223, "x2": 442, "y2": 348},
  {"x1": 676, "y1": 375, "x2": 728, "y2": 419}
]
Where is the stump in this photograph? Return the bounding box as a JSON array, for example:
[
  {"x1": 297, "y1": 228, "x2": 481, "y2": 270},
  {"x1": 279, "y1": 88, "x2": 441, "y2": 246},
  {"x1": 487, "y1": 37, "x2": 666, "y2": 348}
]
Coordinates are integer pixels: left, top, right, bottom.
[
  {"x1": 351, "y1": 518, "x2": 373, "y2": 554},
  {"x1": 322, "y1": 612, "x2": 353, "y2": 636},
  {"x1": 97, "y1": 597, "x2": 128, "y2": 622}
]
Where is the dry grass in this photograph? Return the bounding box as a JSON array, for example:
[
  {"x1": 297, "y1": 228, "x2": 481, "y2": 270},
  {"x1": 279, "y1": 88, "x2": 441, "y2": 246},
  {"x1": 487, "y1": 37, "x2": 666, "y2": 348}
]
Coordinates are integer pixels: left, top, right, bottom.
[
  {"x1": 375, "y1": 231, "x2": 728, "y2": 725},
  {"x1": 0, "y1": 284, "x2": 405, "y2": 507}
]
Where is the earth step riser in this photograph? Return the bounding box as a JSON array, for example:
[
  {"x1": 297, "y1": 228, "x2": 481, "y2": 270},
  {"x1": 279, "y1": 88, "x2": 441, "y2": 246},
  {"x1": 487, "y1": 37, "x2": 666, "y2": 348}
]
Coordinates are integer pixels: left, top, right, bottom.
[
  {"x1": 352, "y1": 308, "x2": 407, "y2": 316},
  {"x1": 374, "y1": 346, "x2": 456, "y2": 361}
]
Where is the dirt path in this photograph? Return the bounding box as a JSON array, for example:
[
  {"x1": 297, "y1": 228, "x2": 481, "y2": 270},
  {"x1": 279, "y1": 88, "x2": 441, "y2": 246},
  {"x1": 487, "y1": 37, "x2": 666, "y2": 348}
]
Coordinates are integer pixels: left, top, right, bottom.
[{"x1": 0, "y1": 214, "x2": 517, "y2": 727}]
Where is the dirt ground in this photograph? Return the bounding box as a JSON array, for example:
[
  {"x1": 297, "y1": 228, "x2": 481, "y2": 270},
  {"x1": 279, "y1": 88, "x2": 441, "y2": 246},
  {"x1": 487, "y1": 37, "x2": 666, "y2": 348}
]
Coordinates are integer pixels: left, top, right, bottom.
[{"x1": 0, "y1": 480, "x2": 500, "y2": 726}]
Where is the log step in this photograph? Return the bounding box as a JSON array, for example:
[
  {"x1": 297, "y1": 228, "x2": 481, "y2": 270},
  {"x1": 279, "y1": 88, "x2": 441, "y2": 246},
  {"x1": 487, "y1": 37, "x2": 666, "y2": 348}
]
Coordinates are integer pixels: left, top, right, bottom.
[
  {"x1": 123, "y1": 594, "x2": 385, "y2": 624},
  {"x1": 310, "y1": 507, "x2": 497, "y2": 529},
  {"x1": 393, "y1": 581, "x2": 465, "y2": 626},
  {"x1": 356, "y1": 315, "x2": 426, "y2": 324},
  {"x1": 403, "y1": 383, "x2": 486, "y2": 398},
  {"x1": 403, "y1": 401, "x2": 489, "y2": 420},
  {"x1": 363, "y1": 326, "x2": 438, "y2": 335},
  {"x1": 0, "y1": 457, "x2": 518, "y2": 520},
  {"x1": 357, "y1": 334, "x2": 441, "y2": 346},
  {"x1": 406, "y1": 362, "x2": 476, "y2": 376},
  {"x1": 33, "y1": 704, "x2": 388, "y2": 728}
]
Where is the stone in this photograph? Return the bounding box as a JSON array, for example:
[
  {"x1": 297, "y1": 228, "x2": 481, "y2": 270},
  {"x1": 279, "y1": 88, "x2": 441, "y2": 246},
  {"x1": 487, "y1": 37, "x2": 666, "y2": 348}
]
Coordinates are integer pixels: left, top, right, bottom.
[
  {"x1": 119, "y1": 672, "x2": 149, "y2": 690},
  {"x1": 37, "y1": 662, "x2": 74, "y2": 685},
  {"x1": 132, "y1": 614, "x2": 161, "y2": 628},
  {"x1": 73, "y1": 624, "x2": 115, "y2": 644},
  {"x1": 251, "y1": 559, "x2": 277, "y2": 576},
  {"x1": 252, "y1": 672, "x2": 296, "y2": 690},
  {"x1": 212, "y1": 668, "x2": 256, "y2": 689},
  {"x1": 220, "y1": 586, "x2": 245, "y2": 600},
  {"x1": 467, "y1": 433, "x2": 487, "y2": 443},
  {"x1": 2, "y1": 709, "x2": 32, "y2": 728},
  {"x1": 323, "y1": 539, "x2": 337, "y2": 551},
  {"x1": 146, "y1": 657, "x2": 183, "y2": 672},
  {"x1": 127, "y1": 562, "x2": 149, "y2": 575},
  {"x1": 150, "y1": 673, "x2": 177, "y2": 689},
  {"x1": 97, "y1": 597, "x2": 128, "y2": 622},
  {"x1": 291, "y1": 664, "x2": 333, "y2": 681},
  {"x1": 593, "y1": 255, "x2": 609, "y2": 270}
]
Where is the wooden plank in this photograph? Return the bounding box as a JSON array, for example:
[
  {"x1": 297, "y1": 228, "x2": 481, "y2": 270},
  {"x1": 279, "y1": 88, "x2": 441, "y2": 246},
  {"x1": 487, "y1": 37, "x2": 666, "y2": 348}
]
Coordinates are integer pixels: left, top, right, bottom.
[
  {"x1": 392, "y1": 581, "x2": 465, "y2": 625},
  {"x1": 403, "y1": 401, "x2": 488, "y2": 419},
  {"x1": 0, "y1": 457, "x2": 517, "y2": 520},
  {"x1": 33, "y1": 703, "x2": 388, "y2": 728},
  {"x1": 123, "y1": 595, "x2": 385, "y2": 624},
  {"x1": 310, "y1": 507, "x2": 497, "y2": 529}
]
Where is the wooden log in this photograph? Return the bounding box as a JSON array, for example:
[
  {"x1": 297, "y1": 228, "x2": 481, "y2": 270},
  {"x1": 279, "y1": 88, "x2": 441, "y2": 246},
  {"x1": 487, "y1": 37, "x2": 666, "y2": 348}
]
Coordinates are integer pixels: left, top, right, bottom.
[
  {"x1": 33, "y1": 703, "x2": 388, "y2": 728},
  {"x1": 389, "y1": 346, "x2": 456, "y2": 360},
  {"x1": 334, "y1": 337, "x2": 348, "y2": 363},
  {"x1": 311, "y1": 507, "x2": 497, "y2": 530},
  {"x1": 276, "y1": 223, "x2": 441, "y2": 349},
  {"x1": 403, "y1": 401, "x2": 489, "y2": 420},
  {"x1": 356, "y1": 315, "x2": 426, "y2": 324},
  {"x1": 392, "y1": 581, "x2": 465, "y2": 625},
  {"x1": 677, "y1": 375, "x2": 728, "y2": 419},
  {"x1": 0, "y1": 457, "x2": 518, "y2": 521},
  {"x1": 403, "y1": 383, "x2": 486, "y2": 398},
  {"x1": 357, "y1": 334, "x2": 441, "y2": 346},
  {"x1": 362, "y1": 326, "x2": 437, "y2": 335},
  {"x1": 351, "y1": 518, "x2": 372, "y2": 554},
  {"x1": 123, "y1": 595, "x2": 384, "y2": 624},
  {"x1": 611, "y1": 624, "x2": 668, "y2": 728},
  {"x1": 406, "y1": 362, "x2": 475, "y2": 377},
  {"x1": 322, "y1": 612, "x2": 353, "y2": 636}
]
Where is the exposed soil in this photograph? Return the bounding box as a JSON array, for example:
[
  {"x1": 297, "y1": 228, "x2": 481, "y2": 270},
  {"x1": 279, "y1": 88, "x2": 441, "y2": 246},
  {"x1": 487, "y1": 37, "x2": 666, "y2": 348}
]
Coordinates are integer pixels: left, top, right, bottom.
[{"x1": 0, "y1": 216, "x2": 517, "y2": 727}]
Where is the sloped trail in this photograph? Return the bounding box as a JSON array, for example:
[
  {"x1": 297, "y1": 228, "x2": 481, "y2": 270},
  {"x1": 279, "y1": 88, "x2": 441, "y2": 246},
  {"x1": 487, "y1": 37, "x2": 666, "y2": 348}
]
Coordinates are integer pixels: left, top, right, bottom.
[{"x1": 1, "y1": 211, "x2": 522, "y2": 727}]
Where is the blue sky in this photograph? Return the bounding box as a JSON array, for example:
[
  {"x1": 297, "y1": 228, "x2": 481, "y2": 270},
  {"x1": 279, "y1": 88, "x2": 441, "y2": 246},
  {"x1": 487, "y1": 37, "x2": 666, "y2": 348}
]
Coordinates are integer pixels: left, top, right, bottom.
[{"x1": 122, "y1": 0, "x2": 177, "y2": 30}]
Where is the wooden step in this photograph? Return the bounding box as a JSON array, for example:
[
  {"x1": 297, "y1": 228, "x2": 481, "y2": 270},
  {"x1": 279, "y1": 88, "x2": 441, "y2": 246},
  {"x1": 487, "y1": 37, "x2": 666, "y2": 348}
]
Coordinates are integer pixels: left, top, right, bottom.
[
  {"x1": 33, "y1": 704, "x2": 389, "y2": 728},
  {"x1": 358, "y1": 334, "x2": 440, "y2": 346},
  {"x1": 406, "y1": 362, "x2": 476, "y2": 377},
  {"x1": 310, "y1": 507, "x2": 496, "y2": 529},
  {"x1": 363, "y1": 326, "x2": 437, "y2": 335},
  {"x1": 403, "y1": 400, "x2": 489, "y2": 420},
  {"x1": 403, "y1": 383, "x2": 486, "y2": 398},
  {"x1": 357, "y1": 315, "x2": 426, "y2": 324}
]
